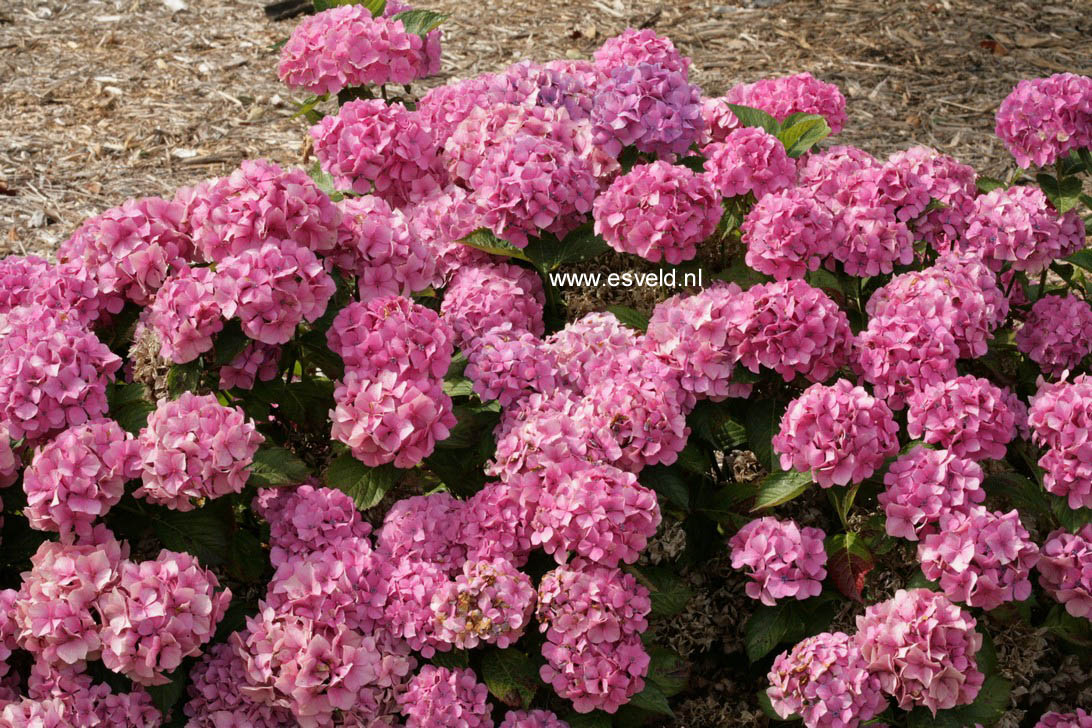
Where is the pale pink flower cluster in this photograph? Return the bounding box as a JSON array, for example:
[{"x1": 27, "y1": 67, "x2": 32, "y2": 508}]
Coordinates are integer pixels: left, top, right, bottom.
[
  {"x1": 0, "y1": 305, "x2": 121, "y2": 442},
  {"x1": 185, "y1": 642, "x2": 294, "y2": 728},
  {"x1": 23, "y1": 419, "x2": 141, "y2": 541},
  {"x1": 461, "y1": 481, "x2": 538, "y2": 566},
  {"x1": 835, "y1": 159, "x2": 931, "y2": 223},
  {"x1": 441, "y1": 262, "x2": 546, "y2": 348},
  {"x1": 262, "y1": 484, "x2": 373, "y2": 567},
  {"x1": 962, "y1": 185, "x2": 1086, "y2": 274},
  {"x1": 136, "y1": 392, "x2": 264, "y2": 511},
  {"x1": 488, "y1": 59, "x2": 601, "y2": 123},
  {"x1": 311, "y1": 100, "x2": 445, "y2": 207},
  {"x1": 724, "y1": 72, "x2": 848, "y2": 133},
  {"x1": 536, "y1": 561, "x2": 651, "y2": 714},
  {"x1": 833, "y1": 205, "x2": 914, "y2": 276},
  {"x1": 773, "y1": 379, "x2": 899, "y2": 487},
  {"x1": 0, "y1": 424, "x2": 18, "y2": 488},
  {"x1": 766, "y1": 631, "x2": 886, "y2": 728},
  {"x1": 1036, "y1": 711, "x2": 1092, "y2": 728},
  {"x1": 543, "y1": 312, "x2": 639, "y2": 392},
  {"x1": 531, "y1": 462, "x2": 661, "y2": 566},
  {"x1": 278, "y1": 4, "x2": 440, "y2": 94},
  {"x1": 333, "y1": 195, "x2": 438, "y2": 300},
  {"x1": 1038, "y1": 525, "x2": 1092, "y2": 620},
  {"x1": 397, "y1": 666, "x2": 491, "y2": 728},
  {"x1": 328, "y1": 296, "x2": 454, "y2": 379},
  {"x1": 918, "y1": 508, "x2": 1040, "y2": 610},
  {"x1": 797, "y1": 145, "x2": 879, "y2": 203},
  {"x1": 376, "y1": 492, "x2": 467, "y2": 571},
  {"x1": 218, "y1": 341, "x2": 281, "y2": 390},
  {"x1": 887, "y1": 146, "x2": 977, "y2": 252},
  {"x1": 593, "y1": 160, "x2": 721, "y2": 264},
  {"x1": 58, "y1": 196, "x2": 191, "y2": 306},
  {"x1": 215, "y1": 240, "x2": 336, "y2": 345},
  {"x1": 431, "y1": 557, "x2": 536, "y2": 649},
  {"x1": 702, "y1": 126, "x2": 795, "y2": 200},
  {"x1": 0, "y1": 254, "x2": 119, "y2": 327},
  {"x1": 98, "y1": 549, "x2": 231, "y2": 685},
  {"x1": 147, "y1": 264, "x2": 223, "y2": 364},
  {"x1": 499, "y1": 709, "x2": 570, "y2": 728},
  {"x1": 187, "y1": 159, "x2": 340, "y2": 262},
  {"x1": 878, "y1": 446, "x2": 985, "y2": 541},
  {"x1": 405, "y1": 184, "x2": 490, "y2": 282},
  {"x1": 24, "y1": 660, "x2": 161, "y2": 727},
  {"x1": 1028, "y1": 376, "x2": 1092, "y2": 509},
  {"x1": 590, "y1": 62, "x2": 704, "y2": 158},
  {"x1": 593, "y1": 28, "x2": 690, "y2": 75},
  {"x1": 699, "y1": 96, "x2": 740, "y2": 144},
  {"x1": 1015, "y1": 294, "x2": 1092, "y2": 377},
  {"x1": 995, "y1": 73, "x2": 1092, "y2": 167},
  {"x1": 854, "y1": 588, "x2": 984, "y2": 714},
  {"x1": 854, "y1": 316, "x2": 959, "y2": 410},
  {"x1": 729, "y1": 517, "x2": 827, "y2": 606},
  {"x1": 906, "y1": 375, "x2": 1018, "y2": 461},
  {"x1": 742, "y1": 186, "x2": 841, "y2": 279},
  {"x1": 466, "y1": 326, "x2": 559, "y2": 407}
]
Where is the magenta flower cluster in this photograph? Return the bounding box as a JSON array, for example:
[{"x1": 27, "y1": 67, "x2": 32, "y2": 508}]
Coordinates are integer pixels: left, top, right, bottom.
[{"x1": 729, "y1": 517, "x2": 828, "y2": 605}]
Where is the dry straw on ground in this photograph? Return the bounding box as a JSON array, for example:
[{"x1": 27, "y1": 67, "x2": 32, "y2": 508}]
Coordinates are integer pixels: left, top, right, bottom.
[{"x1": 1, "y1": 0, "x2": 1090, "y2": 256}]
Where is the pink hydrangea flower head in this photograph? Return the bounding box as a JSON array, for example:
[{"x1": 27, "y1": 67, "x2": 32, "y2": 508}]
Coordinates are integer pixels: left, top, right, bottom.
[
  {"x1": 98, "y1": 549, "x2": 231, "y2": 685},
  {"x1": 24, "y1": 419, "x2": 142, "y2": 541},
  {"x1": 879, "y1": 446, "x2": 985, "y2": 541},
  {"x1": 0, "y1": 424, "x2": 18, "y2": 488},
  {"x1": 264, "y1": 484, "x2": 372, "y2": 567},
  {"x1": 147, "y1": 264, "x2": 223, "y2": 364},
  {"x1": 418, "y1": 74, "x2": 507, "y2": 146},
  {"x1": 532, "y1": 462, "x2": 661, "y2": 566},
  {"x1": 218, "y1": 341, "x2": 281, "y2": 391},
  {"x1": 461, "y1": 480, "x2": 540, "y2": 567},
  {"x1": 774, "y1": 379, "x2": 899, "y2": 487},
  {"x1": 487, "y1": 60, "x2": 602, "y2": 123},
  {"x1": 854, "y1": 588, "x2": 983, "y2": 713},
  {"x1": 962, "y1": 185, "x2": 1086, "y2": 274},
  {"x1": 593, "y1": 28, "x2": 689, "y2": 75},
  {"x1": 1016, "y1": 294, "x2": 1092, "y2": 377},
  {"x1": 185, "y1": 641, "x2": 294, "y2": 728},
  {"x1": 729, "y1": 517, "x2": 827, "y2": 606},
  {"x1": 698, "y1": 96, "x2": 740, "y2": 144},
  {"x1": 643, "y1": 281, "x2": 752, "y2": 402},
  {"x1": 543, "y1": 312, "x2": 640, "y2": 393},
  {"x1": 796, "y1": 145, "x2": 879, "y2": 203},
  {"x1": 830, "y1": 160, "x2": 930, "y2": 223},
  {"x1": 906, "y1": 375, "x2": 1018, "y2": 461},
  {"x1": 14, "y1": 530, "x2": 128, "y2": 665},
  {"x1": 328, "y1": 296, "x2": 454, "y2": 380},
  {"x1": 994, "y1": 73, "x2": 1092, "y2": 168},
  {"x1": 591, "y1": 62, "x2": 704, "y2": 158},
  {"x1": 136, "y1": 392, "x2": 263, "y2": 511},
  {"x1": 380, "y1": 557, "x2": 449, "y2": 656},
  {"x1": 376, "y1": 492, "x2": 467, "y2": 572},
  {"x1": 593, "y1": 160, "x2": 720, "y2": 264},
  {"x1": 853, "y1": 316, "x2": 959, "y2": 411},
  {"x1": 57, "y1": 196, "x2": 192, "y2": 306},
  {"x1": 1029, "y1": 375, "x2": 1092, "y2": 509},
  {"x1": 0, "y1": 255, "x2": 55, "y2": 315},
  {"x1": 918, "y1": 508, "x2": 1040, "y2": 610},
  {"x1": 702, "y1": 127, "x2": 795, "y2": 200},
  {"x1": 767, "y1": 631, "x2": 887, "y2": 728},
  {"x1": 499, "y1": 710, "x2": 570, "y2": 728},
  {"x1": 0, "y1": 698, "x2": 70, "y2": 727},
  {"x1": 540, "y1": 634, "x2": 649, "y2": 714},
  {"x1": 279, "y1": 5, "x2": 440, "y2": 94},
  {"x1": 431, "y1": 557, "x2": 536, "y2": 650},
  {"x1": 1038, "y1": 525, "x2": 1092, "y2": 620},
  {"x1": 1035, "y1": 711, "x2": 1092, "y2": 728},
  {"x1": 470, "y1": 133, "x2": 598, "y2": 248},
  {"x1": 10, "y1": 257, "x2": 122, "y2": 328},
  {"x1": 188, "y1": 159, "x2": 340, "y2": 262},
  {"x1": 215, "y1": 240, "x2": 336, "y2": 345},
  {"x1": 886, "y1": 146, "x2": 977, "y2": 252},
  {"x1": 536, "y1": 560, "x2": 651, "y2": 646},
  {"x1": 332, "y1": 195, "x2": 437, "y2": 300},
  {"x1": 397, "y1": 666, "x2": 491, "y2": 728},
  {"x1": 311, "y1": 100, "x2": 445, "y2": 208},
  {"x1": 405, "y1": 185, "x2": 491, "y2": 284},
  {"x1": 330, "y1": 370, "x2": 456, "y2": 469},
  {"x1": 440, "y1": 262, "x2": 545, "y2": 349},
  {"x1": 465, "y1": 326, "x2": 559, "y2": 408},
  {"x1": 734, "y1": 279, "x2": 852, "y2": 384},
  {"x1": 0, "y1": 305, "x2": 121, "y2": 442},
  {"x1": 831, "y1": 205, "x2": 914, "y2": 276},
  {"x1": 725, "y1": 72, "x2": 847, "y2": 133},
  {"x1": 742, "y1": 186, "x2": 842, "y2": 279}
]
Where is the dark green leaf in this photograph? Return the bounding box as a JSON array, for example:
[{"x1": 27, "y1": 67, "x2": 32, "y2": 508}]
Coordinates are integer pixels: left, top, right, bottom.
[
  {"x1": 700, "y1": 484, "x2": 760, "y2": 528},
  {"x1": 907, "y1": 674, "x2": 1011, "y2": 727},
  {"x1": 711, "y1": 258, "x2": 771, "y2": 290},
  {"x1": 391, "y1": 9, "x2": 448, "y2": 36},
  {"x1": 744, "y1": 603, "x2": 802, "y2": 662},
  {"x1": 323, "y1": 453, "x2": 399, "y2": 510},
  {"x1": 151, "y1": 502, "x2": 232, "y2": 566},
  {"x1": 438, "y1": 404, "x2": 500, "y2": 450},
  {"x1": 429, "y1": 649, "x2": 469, "y2": 669},
  {"x1": 752, "y1": 470, "x2": 812, "y2": 511},
  {"x1": 247, "y1": 377, "x2": 335, "y2": 429},
  {"x1": 213, "y1": 320, "x2": 250, "y2": 366},
  {"x1": 630, "y1": 565, "x2": 694, "y2": 618},
  {"x1": 564, "y1": 713, "x2": 613, "y2": 728},
  {"x1": 646, "y1": 646, "x2": 688, "y2": 697},
  {"x1": 146, "y1": 666, "x2": 189, "y2": 716},
  {"x1": 524, "y1": 223, "x2": 610, "y2": 272},
  {"x1": 745, "y1": 399, "x2": 783, "y2": 472},
  {"x1": 442, "y1": 376, "x2": 476, "y2": 398},
  {"x1": 1066, "y1": 248, "x2": 1092, "y2": 274},
  {"x1": 424, "y1": 448, "x2": 490, "y2": 497},
  {"x1": 824, "y1": 533, "x2": 874, "y2": 602},
  {"x1": 1051, "y1": 494, "x2": 1092, "y2": 532},
  {"x1": 166, "y1": 360, "x2": 203, "y2": 398},
  {"x1": 639, "y1": 464, "x2": 691, "y2": 511},
  {"x1": 248, "y1": 445, "x2": 311, "y2": 487},
  {"x1": 756, "y1": 690, "x2": 783, "y2": 720},
  {"x1": 674, "y1": 443, "x2": 711, "y2": 477},
  {"x1": 776, "y1": 114, "x2": 831, "y2": 157},
  {"x1": 459, "y1": 228, "x2": 531, "y2": 262},
  {"x1": 480, "y1": 649, "x2": 539, "y2": 708},
  {"x1": 975, "y1": 176, "x2": 1006, "y2": 194},
  {"x1": 227, "y1": 528, "x2": 267, "y2": 584},
  {"x1": 628, "y1": 681, "x2": 674, "y2": 717},
  {"x1": 905, "y1": 570, "x2": 941, "y2": 592},
  {"x1": 606, "y1": 305, "x2": 650, "y2": 332},
  {"x1": 1045, "y1": 603, "x2": 1092, "y2": 646},
  {"x1": 107, "y1": 381, "x2": 154, "y2": 435},
  {"x1": 725, "y1": 103, "x2": 781, "y2": 134},
  {"x1": 983, "y1": 472, "x2": 1052, "y2": 522},
  {"x1": 1037, "y1": 173, "x2": 1082, "y2": 214},
  {"x1": 689, "y1": 400, "x2": 748, "y2": 451}
]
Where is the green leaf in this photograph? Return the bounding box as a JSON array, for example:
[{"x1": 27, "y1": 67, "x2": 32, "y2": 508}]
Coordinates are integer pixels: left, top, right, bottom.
[
  {"x1": 564, "y1": 713, "x2": 613, "y2": 728},
  {"x1": 711, "y1": 258, "x2": 771, "y2": 290},
  {"x1": 725, "y1": 103, "x2": 781, "y2": 135},
  {"x1": 975, "y1": 176, "x2": 1006, "y2": 194},
  {"x1": 606, "y1": 305, "x2": 650, "y2": 332},
  {"x1": 151, "y1": 501, "x2": 232, "y2": 566},
  {"x1": 689, "y1": 400, "x2": 748, "y2": 451},
  {"x1": 166, "y1": 360, "x2": 203, "y2": 398},
  {"x1": 1066, "y1": 248, "x2": 1092, "y2": 274},
  {"x1": 752, "y1": 470, "x2": 812, "y2": 511},
  {"x1": 146, "y1": 665, "x2": 189, "y2": 716},
  {"x1": 905, "y1": 570, "x2": 941, "y2": 592},
  {"x1": 639, "y1": 464, "x2": 691, "y2": 511},
  {"x1": 1044, "y1": 603, "x2": 1092, "y2": 646},
  {"x1": 628, "y1": 681, "x2": 674, "y2": 717},
  {"x1": 424, "y1": 448, "x2": 490, "y2": 497},
  {"x1": 824, "y1": 533, "x2": 874, "y2": 602},
  {"x1": 1051, "y1": 494, "x2": 1092, "y2": 532},
  {"x1": 227, "y1": 528, "x2": 268, "y2": 584},
  {"x1": 323, "y1": 453, "x2": 399, "y2": 510},
  {"x1": 314, "y1": 0, "x2": 383, "y2": 11},
  {"x1": 744, "y1": 603, "x2": 802, "y2": 662},
  {"x1": 438, "y1": 404, "x2": 500, "y2": 450},
  {"x1": 745, "y1": 399, "x2": 783, "y2": 472},
  {"x1": 248, "y1": 445, "x2": 311, "y2": 487},
  {"x1": 459, "y1": 228, "x2": 532, "y2": 262},
  {"x1": 983, "y1": 472, "x2": 1052, "y2": 522},
  {"x1": 630, "y1": 565, "x2": 694, "y2": 618},
  {"x1": 700, "y1": 484, "x2": 760, "y2": 528},
  {"x1": 1037, "y1": 173, "x2": 1083, "y2": 214},
  {"x1": 756, "y1": 690, "x2": 783, "y2": 720},
  {"x1": 213, "y1": 320, "x2": 250, "y2": 366},
  {"x1": 776, "y1": 114, "x2": 831, "y2": 157},
  {"x1": 524, "y1": 223, "x2": 610, "y2": 272},
  {"x1": 646, "y1": 646, "x2": 688, "y2": 697},
  {"x1": 480, "y1": 649, "x2": 539, "y2": 708},
  {"x1": 907, "y1": 674, "x2": 1011, "y2": 727},
  {"x1": 246, "y1": 377, "x2": 335, "y2": 429},
  {"x1": 391, "y1": 9, "x2": 448, "y2": 35},
  {"x1": 107, "y1": 381, "x2": 154, "y2": 435},
  {"x1": 442, "y1": 376, "x2": 476, "y2": 398},
  {"x1": 429, "y1": 649, "x2": 469, "y2": 669}
]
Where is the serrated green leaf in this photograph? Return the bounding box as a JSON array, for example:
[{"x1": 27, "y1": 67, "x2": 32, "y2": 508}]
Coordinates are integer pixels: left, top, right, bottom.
[
  {"x1": 776, "y1": 114, "x2": 831, "y2": 157},
  {"x1": 1036, "y1": 173, "x2": 1082, "y2": 214},
  {"x1": 630, "y1": 565, "x2": 694, "y2": 618},
  {"x1": 752, "y1": 470, "x2": 812, "y2": 511},
  {"x1": 688, "y1": 400, "x2": 748, "y2": 451},
  {"x1": 107, "y1": 381, "x2": 154, "y2": 435},
  {"x1": 480, "y1": 649, "x2": 539, "y2": 708},
  {"x1": 905, "y1": 570, "x2": 942, "y2": 591},
  {"x1": 212, "y1": 320, "x2": 250, "y2": 366},
  {"x1": 524, "y1": 223, "x2": 610, "y2": 272},
  {"x1": 323, "y1": 453, "x2": 399, "y2": 509},
  {"x1": 744, "y1": 603, "x2": 802, "y2": 662},
  {"x1": 745, "y1": 399, "x2": 783, "y2": 472},
  {"x1": 907, "y1": 674, "x2": 1011, "y2": 727},
  {"x1": 824, "y1": 532, "x2": 874, "y2": 602},
  {"x1": 628, "y1": 681, "x2": 674, "y2": 717},
  {"x1": 725, "y1": 103, "x2": 781, "y2": 134},
  {"x1": 1044, "y1": 603, "x2": 1092, "y2": 646},
  {"x1": 442, "y1": 376, "x2": 476, "y2": 398},
  {"x1": 606, "y1": 305, "x2": 650, "y2": 332},
  {"x1": 1051, "y1": 493, "x2": 1092, "y2": 532},
  {"x1": 307, "y1": 159, "x2": 342, "y2": 200},
  {"x1": 166, "y1": 360, "x2": 203, "y2": 398},
  {"x1": 391, "y1": 9, "x2": 448, "y2": 35},
  {"x1": 700, "y1": 484, "x2": 759, "y2": 528},
  {"x1": 710, "y1": 258, "x2": 771, "y2": 290},
  {"x1": 646, "y1": 646, "x2": 688, "y2": 697},
  {"x1": 639, "y1": 464, "x2": 691, "y2": 511},
  {"x1": 429, "y1": 649, "x2": 469, "y2": 669},
  {"x1": 151, "y1": 501, "x2": 232, "y2": 566},
  {"x1": 146, "y1": 665, "x2": 189, "y2": 717},
  {"x1": 1067, "y1": 248, "x2": 1092, "y2": 274},
  {"x1": 248, "y1": 445, "x2": 311, "y2": 487},
  {"x1": 459, "y1": 228, "x2": 532, "y2": 262},
  {"x1": 975, "y1": 176, "x2": 1006, "y2": 194},
  {"x1": 983, "y1": 472, "x2": 1052, "y2": 522}
]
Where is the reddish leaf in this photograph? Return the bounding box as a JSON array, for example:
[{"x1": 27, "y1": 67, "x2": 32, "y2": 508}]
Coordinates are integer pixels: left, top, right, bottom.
[{"x1": 825, "y1": 533, "x2": 874, "y2": 602}]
